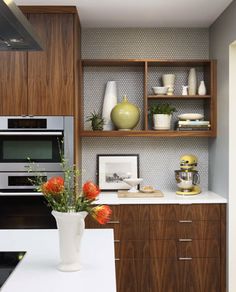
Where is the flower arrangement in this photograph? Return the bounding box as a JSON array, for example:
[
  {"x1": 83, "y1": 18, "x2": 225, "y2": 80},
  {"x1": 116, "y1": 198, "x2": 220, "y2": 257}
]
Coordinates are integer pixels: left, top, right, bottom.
[{"x1": 30, "y1": 159, "x2": 112, "y2": 225}]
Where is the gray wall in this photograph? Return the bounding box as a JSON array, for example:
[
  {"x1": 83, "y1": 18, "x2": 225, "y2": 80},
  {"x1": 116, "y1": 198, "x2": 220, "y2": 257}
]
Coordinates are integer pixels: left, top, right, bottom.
[
  {"x1": 81, "y1": 28, "x2": 209, "y2": 190},
  {"x1": 209, "y1": 0, "x2": 236, "y2": 198}
]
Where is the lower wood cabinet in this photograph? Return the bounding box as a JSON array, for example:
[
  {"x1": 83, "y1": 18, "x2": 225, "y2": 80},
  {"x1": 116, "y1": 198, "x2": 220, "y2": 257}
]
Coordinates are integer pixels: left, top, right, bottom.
[{"x1": 85, "y1": 204, "x2": 226, "y2": 292}]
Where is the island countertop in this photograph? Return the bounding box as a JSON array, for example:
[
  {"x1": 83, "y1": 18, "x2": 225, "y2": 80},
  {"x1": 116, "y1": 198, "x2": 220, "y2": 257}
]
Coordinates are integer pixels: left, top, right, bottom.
[{"x1": 0, "y1": 229, "x2": 116, "y2": 292}]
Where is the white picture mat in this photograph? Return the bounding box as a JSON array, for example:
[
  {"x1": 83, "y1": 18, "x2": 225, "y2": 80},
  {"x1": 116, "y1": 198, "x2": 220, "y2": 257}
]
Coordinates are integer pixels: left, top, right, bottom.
[{"x1": 98, "y1": 156, "x2": 138, "y2": 190}]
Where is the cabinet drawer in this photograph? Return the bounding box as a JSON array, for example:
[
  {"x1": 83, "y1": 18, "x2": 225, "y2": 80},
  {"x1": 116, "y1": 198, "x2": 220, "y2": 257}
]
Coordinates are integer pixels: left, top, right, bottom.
[
  {"x1": 149, "y1": 240, "x2": 177, "y2": 258},
  {"x1": 177, "y1": 239, "x2": 220, "y2": 258},
  {"x1": 150, "y1": 204, "x2": 221, "y2": 221},
  {"x1": 119, "y1": 221, "x2": 149, "y2": 240},
  {"x1": 108, "y1": 205, "x2": 120, "y2": 221},
  {"x1": 85, "y1": 218, "x2": 120, "y2": 239},
  {"x1": 149, "y1": 258, "x2": 220, "y2": 292},
  {"x1": 150, "y1": 221, "x2": 220, "y2": 239},
  {"x1": 119, "y1": 205, "x2": 149, "y2": 221}
]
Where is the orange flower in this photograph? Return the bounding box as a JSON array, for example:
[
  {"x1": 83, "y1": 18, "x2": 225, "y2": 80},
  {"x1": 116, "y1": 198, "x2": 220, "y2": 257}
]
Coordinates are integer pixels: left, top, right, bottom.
[
  {"x1": 83, "y1": 181, "x2": 100, "y2": 200},
  {"x1": 92, "y1": 205, "x2": 112, "y2": 224},
  {"x1": 42, "y1": 176, "x2": 64, "y2": 195}
]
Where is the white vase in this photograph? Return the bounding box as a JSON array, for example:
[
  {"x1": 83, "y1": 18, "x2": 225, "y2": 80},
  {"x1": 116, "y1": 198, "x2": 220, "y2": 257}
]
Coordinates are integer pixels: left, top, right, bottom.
[
  {"x1": 52, "y1": 210, "x2": 87, "y2": 272},
  {"x1": 153, "y1": 114, "x2": 172, "y2": 130},
  {"x1": 162, "y1": 74, "x2": 176, "y2": 96},
  {"x1": 188, "y1": 68, "x2": 197, "y2": 95},
  {"x1": 198, "y1": 80, "x2": 206, "y2": 95},
  {"x1": 102, "y1": 81, "x2": 118, "y2": 131}
]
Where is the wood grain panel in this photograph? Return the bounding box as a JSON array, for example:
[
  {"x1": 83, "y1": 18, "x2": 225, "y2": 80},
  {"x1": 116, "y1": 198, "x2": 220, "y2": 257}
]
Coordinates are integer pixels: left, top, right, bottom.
[
  {"x1": 85, "y1": 217, "x2": 120, "y2": 239},
  {"x1": 150, "y1": 205, "x2": 178, "y2": 220},
  {"x1": 177, "y1": 239, "x2": 220, "y2": 258},
  {"x1": 220, "y1": 204, "x2": 226, "y2": 292},
  {"x1": 118, "y1": 240, "x2": 149, "y2": 259},
  {"x1": 116, "y1": 259, "x2": 149, "y2": 292},
  {"x1": 149, "y1": 240, "x2": 177, "y2": 258},
  {"x1": 179, "y1": 258, "x2": 220, "y2": 292},
  {"x1": 150, "y1": 221, "x2": 220, "y2": 239},
  {"x1": 0, "y1": 52, "x2": 27, "y2": 115},
  {"x1": 119, "y1": 221, "x2": 149, "y2": 240},
  {"x1": 28, "y1": 13, "x2": 74, "y2": 115},
  {"x1": 119, "y1": 204, "x2": 149, "y2": 221},
  {"x1": 149, "y1": 259, "x2": 180, "y2": 292},
  {"x1": 178, "y1": 204, "x2": 221, "y2": 220}
]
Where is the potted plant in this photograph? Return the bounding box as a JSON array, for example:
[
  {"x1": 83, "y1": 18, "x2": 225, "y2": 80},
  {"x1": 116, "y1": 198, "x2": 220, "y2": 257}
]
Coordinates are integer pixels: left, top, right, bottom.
[
  {"x1": 86, "y1": 111, "x2": 105, "y2": 131},
  {"x1": 149, "y1": 103, "x2": 176, "y2": 130}
]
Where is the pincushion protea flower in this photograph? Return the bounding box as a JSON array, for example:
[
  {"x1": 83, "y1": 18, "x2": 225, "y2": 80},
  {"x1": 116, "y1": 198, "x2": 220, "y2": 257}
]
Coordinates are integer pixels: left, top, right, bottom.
[
  {"x1": 29, "y1": 157, "x2": 112, "y2": 224},
  {"x1": 91, "y1": 205, "x2": 112, "y2": 225}
]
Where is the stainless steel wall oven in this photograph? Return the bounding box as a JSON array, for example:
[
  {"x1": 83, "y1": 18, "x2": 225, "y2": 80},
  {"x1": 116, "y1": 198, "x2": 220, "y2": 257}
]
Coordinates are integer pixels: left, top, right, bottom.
[{"x1": 0, "y1": 116, "x2": 73, "y2": 193}]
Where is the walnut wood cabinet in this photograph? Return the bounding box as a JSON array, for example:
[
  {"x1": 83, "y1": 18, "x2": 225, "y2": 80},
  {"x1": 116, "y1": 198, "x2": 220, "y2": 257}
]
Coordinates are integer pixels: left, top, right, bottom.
[
  {"x1": 0, "y1": 6, "x2": 80, "y2": 116},
  {"x1": 85, "y1": 204, "x2": 226, "y2": 292}
]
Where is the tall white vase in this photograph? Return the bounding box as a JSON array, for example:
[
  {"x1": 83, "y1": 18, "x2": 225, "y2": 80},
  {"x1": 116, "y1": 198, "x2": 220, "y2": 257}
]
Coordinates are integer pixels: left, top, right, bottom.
[
  {"x1": 52, "y1": 211, "x2": 87, "y2": 272},
  {"x1": 188, "y1": 68, "x2": 197, "y2": 95},
  {"x1": 102, "y1": 81, "x2": 118, "y2": 131}
]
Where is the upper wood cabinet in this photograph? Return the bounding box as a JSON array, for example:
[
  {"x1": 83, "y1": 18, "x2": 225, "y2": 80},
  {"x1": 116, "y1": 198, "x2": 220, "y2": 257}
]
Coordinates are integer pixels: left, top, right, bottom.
[
  {"x1": 0, "y1": 52, "x2": 27, "y2": 115},
  {"x1": 27, "y1": 13, "x2": 74, "y2": 115},
  {"x1": 0, "y1": 6, "x2": 80, "y2": 116}
]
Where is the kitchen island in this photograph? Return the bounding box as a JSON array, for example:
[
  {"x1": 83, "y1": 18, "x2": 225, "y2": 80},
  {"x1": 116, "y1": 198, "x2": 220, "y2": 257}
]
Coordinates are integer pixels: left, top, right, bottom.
[{"x1": 0, "y1": 229, "x2": 116, "y2": 292}]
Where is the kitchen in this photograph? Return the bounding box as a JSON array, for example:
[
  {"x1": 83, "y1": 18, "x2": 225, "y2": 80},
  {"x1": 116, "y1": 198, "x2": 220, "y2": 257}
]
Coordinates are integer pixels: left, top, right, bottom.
[{"x1": 0, "y1": 0, "x2": 235, "y2": 291}]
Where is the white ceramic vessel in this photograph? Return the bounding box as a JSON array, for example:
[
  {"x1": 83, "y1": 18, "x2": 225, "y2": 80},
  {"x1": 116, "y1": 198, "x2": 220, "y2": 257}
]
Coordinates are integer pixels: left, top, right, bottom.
[
  {"x1": 178, "y1": 113, "x2": 204, "y2": 120},
  {"x1": 152, "y1": 86, "x2": 168, "y2": 95},
  {"x1": 162, "y1": 74, "x2": 175, "y2": 95},
  {"x1": 102, "y1": 81, "x2": 118, "y2": 131},
  {"x1": 123, "y1": 178, "x2": 143, "y2": 192},
  {"x1": 52, "y1": 211, "x2": 87, "y2": 272},
  {"x1": 198, "y1": 80, "x2": 206, "y2": 95}
]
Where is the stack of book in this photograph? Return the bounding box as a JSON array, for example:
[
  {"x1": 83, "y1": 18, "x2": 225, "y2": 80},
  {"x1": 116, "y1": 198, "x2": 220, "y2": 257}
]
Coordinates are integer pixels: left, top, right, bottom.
[{"x1": 177, "y1": 120, "x2": 211, "y2": 131}]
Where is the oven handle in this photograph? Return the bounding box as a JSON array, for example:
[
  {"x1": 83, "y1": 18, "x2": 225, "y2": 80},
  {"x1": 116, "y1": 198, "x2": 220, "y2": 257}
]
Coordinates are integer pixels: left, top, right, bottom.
[{"x1": 0, "y1": 131, "x2": 63, "y2": 136}]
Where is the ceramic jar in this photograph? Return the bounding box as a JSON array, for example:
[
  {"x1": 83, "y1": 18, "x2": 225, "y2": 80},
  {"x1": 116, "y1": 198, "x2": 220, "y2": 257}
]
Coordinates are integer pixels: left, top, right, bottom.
[
  {"x1": 110, "y1": 95, "x2": 140, "y2": 131},
  {"x1": 162, "y1": 74, "x2": 175, "y2": 95},
  {"x1": 188, "y1": 68, "x2": 197, "y2": 95},
  {"x1": 102, "y1": 81, "x2": 118, "y2": 131}
]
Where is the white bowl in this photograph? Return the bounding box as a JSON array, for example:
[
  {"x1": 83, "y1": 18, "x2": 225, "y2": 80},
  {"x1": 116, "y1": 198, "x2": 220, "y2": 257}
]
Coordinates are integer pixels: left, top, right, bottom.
[
  {"x1": 152, "y1": 86, "x2": 168, "y2": 95},
  {"x1": 178, "y1": 113, "x2": 204, "y2": 120}
]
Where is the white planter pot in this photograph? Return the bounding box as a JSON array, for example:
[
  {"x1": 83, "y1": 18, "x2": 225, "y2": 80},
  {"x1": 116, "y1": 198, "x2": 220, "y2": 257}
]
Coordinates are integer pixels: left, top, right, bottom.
[
  {"x1": 153, "y1": 114, "x2": 172, "y2": 130},
  {"x1": 102, "y1": 81, "x2": 118, "y2": 131},
  {"x1": 52, "y1": 210, "x2": 88, "y2": 272}
]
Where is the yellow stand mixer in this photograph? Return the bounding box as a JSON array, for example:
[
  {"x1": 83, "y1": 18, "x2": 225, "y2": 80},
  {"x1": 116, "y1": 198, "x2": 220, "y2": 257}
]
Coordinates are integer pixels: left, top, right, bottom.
[{"x1": 175, "y1": 154, "x2": 201, "y2": 196}]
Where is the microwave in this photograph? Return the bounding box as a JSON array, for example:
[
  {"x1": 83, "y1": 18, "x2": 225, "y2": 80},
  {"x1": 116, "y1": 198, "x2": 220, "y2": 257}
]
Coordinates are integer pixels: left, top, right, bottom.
[{"x1": 0, "y1": 116, "x2": 73, "y2": 191}]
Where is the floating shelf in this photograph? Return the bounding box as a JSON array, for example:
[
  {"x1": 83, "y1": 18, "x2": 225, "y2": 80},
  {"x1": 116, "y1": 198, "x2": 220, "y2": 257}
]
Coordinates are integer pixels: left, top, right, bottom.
[
  {"x1": 147, "y1": 95, "x2": 211, "y2": 99},
  {"x1": 80, "y1": 130, "x2": 215, "y2": 138}
]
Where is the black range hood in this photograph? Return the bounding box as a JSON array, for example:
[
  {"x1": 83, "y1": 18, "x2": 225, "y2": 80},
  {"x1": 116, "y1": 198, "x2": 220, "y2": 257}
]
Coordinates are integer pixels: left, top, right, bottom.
[{"x1": 0, "y1": 0, "x2": 43, "y2": 51}]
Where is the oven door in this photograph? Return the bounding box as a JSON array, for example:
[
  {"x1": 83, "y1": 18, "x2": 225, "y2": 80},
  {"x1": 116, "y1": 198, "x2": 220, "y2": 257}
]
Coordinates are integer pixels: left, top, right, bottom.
[
  {"x1": 0, "y1": 172, "x2": 63, "y2": 193},
  {"x1": 0, "y1": 131, "x2": 63, "y2": 172}
]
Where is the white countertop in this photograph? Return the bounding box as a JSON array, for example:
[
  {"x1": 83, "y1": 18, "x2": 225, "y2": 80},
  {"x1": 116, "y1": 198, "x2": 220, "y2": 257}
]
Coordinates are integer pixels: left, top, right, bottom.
[
  {"x1": 0, "y1": 229, "x2": 116, "y2": 292},
  {"x1": 96, "y1": 190, "x2": 227, "y2": 205}
]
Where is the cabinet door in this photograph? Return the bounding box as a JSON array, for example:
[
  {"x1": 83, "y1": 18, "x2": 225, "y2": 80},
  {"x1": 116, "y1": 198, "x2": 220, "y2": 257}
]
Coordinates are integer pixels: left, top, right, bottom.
[
  {"x1": 0, "y1": 52, "x2": 27, "y2": 115},
  {"x1": 28, "y1": 13, "x2": 74, "y2": 115}
]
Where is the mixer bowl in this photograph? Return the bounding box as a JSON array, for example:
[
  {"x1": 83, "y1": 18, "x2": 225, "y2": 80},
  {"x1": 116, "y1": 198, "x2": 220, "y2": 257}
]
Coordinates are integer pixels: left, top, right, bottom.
[{"x1": 175, "y1": 170, "x2": 200, "y2": 191}]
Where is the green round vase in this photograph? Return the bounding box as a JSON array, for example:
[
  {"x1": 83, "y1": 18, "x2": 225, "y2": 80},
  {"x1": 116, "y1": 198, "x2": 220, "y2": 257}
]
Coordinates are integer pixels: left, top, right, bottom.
[{"x1": 110, "y1": 96, "x2": 140, "y2": 131}]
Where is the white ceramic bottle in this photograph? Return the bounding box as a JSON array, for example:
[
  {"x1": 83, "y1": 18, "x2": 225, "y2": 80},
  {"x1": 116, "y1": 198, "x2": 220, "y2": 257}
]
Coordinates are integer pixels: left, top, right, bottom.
[
  {"x1": 102, "y1": 81, "x2": 118, "y2": 131},
  {"x1": 198, "y1": 80, "x2": 206, "y2": 95},
  {"x1": 188, "y1": 68, "x2": 197, "y2": 95}
]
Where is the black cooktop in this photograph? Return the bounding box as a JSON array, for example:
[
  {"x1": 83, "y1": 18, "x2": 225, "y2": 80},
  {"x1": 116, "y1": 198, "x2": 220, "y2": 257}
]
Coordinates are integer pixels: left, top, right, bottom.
[{"x1": 0, "y1": 252, "x2": 25, "y2": 288}]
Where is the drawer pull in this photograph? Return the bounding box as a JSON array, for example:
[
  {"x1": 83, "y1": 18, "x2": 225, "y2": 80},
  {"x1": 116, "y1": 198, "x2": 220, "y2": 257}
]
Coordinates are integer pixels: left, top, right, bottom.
[
  {"x1": 114, "y1": 240, "x2": 120, "y2": 243},
  {"x1": 108, "y1": 220, "x2": 120, "y2": 224},
  {"x1": 178, "y1": 257, "x2": 192, "y2": 261},
  {"x1": 179, "y1": 220, "x2": 192, "y2": 223},
  {"x1": 115, "y1": 258, "x2": 120, "y2": 261},
  {"x1": 179, "y1": 239, "x2": 192, "y2": 242}
]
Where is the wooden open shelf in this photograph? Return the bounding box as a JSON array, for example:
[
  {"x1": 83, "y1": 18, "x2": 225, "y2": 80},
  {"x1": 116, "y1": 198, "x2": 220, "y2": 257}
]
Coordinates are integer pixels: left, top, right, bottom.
[
  {"x1": 79, "y1": 59, "x2": 217, "y2": 138},
  {"x1": 80, "y1": 130, "x2": 215, "y2": 138}
]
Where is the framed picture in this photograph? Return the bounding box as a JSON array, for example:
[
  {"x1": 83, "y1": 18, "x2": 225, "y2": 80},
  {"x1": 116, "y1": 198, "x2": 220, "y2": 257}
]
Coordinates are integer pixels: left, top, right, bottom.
[{"x1": 97, "y1": 154, "x2": 139, "y2": 191}]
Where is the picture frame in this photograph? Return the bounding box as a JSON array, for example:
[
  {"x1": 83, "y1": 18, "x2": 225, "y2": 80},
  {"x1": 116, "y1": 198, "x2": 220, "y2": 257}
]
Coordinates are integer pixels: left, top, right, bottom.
[{"x1": 97, "y1": 154, "x2": 139, "y2": 191}]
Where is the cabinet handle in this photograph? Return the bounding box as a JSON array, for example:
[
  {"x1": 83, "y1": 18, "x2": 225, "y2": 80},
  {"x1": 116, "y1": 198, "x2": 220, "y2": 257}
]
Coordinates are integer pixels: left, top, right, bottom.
[
  {"x1": 178, "y1": 220, "x2": 192, "y2": 223},
  {"x1": 115, "y1": 258, "x2": 120, "y2": 261},
  {"x1": 114, "y1": 240, "x2": 120, "y2": 243},
  {"x1": 178, "y1": 257, "x2": 192, "y2": 261},
  {"x1": 108, "y1": 220, "x2": 120, "y2": 224},
  {"x1": 179, "y1": 239, "x2": 192, "y2": 242},
  {"x1": 28, "y1": 114, "x2": 34, "y2": 117}
]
